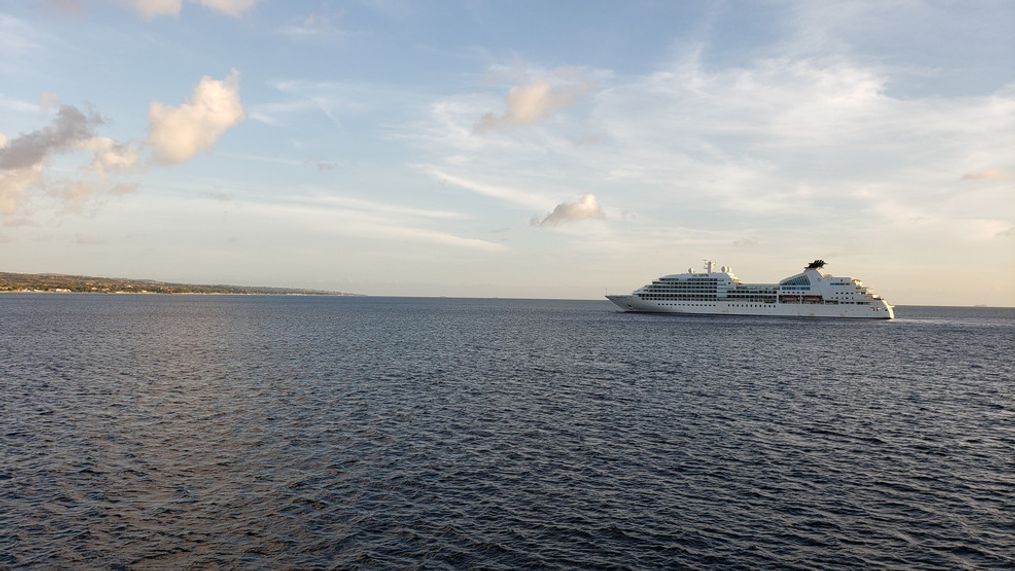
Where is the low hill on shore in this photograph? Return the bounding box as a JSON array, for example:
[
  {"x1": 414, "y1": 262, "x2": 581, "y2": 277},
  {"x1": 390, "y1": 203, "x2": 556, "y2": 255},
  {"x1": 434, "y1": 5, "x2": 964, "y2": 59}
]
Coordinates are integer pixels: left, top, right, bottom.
[{"x1": 0, "y1": 272, "x2": 360, "y2": 296}]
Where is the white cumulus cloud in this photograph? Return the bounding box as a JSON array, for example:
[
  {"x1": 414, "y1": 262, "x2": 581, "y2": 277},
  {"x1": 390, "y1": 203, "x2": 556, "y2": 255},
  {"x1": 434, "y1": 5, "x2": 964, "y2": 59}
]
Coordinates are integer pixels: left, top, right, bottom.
[
  {"x1": 533, "y1": 194, "x2": 604, "y2": 227},
  {"x1": 0, "y1": 163, "x2": 43, "y2": 216},
  {"x1": 0, "y1": 103, "x2": 141, "y2": 218},
  {"x1": 82, "y1": 137, "x2": 140, "y2": 176},
  {"x1": 0, "y1": 105, "x2": 100, "y2": 216},
  {"x1": 148, "y1": 70, "x2": 245, "y2": 164}
]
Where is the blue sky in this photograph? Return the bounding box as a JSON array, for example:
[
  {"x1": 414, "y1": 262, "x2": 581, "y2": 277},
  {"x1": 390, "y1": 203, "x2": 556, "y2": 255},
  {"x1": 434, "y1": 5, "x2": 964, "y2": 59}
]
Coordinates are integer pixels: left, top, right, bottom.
[{"x1": 1, "y1": 0, "x2": 1013, "y2": 304}]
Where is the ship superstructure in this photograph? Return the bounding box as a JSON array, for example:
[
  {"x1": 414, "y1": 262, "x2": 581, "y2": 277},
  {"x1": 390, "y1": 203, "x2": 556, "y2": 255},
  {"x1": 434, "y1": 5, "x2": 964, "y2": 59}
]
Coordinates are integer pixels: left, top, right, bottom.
[{"x1": 607, "y1": 260, "x2": 894, "y2": 319}]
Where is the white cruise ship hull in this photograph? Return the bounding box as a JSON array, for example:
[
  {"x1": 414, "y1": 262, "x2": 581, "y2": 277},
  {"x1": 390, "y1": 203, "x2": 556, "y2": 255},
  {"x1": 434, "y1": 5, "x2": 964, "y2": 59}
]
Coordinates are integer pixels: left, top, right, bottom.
[{"x1": 606, "y1": 295, "x2": 894, "y2": 319}]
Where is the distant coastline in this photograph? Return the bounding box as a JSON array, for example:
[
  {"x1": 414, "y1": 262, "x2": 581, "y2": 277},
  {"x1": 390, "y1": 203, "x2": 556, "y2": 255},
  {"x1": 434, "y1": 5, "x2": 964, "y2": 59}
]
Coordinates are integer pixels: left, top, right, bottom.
[{"x1": 0, "y1": 272, "x2": 361, "y2": 297}]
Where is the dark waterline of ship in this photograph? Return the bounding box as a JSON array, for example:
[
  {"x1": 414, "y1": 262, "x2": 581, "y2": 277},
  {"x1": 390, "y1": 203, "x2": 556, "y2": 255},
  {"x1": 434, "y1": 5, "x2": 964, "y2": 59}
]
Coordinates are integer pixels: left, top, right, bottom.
[{"x1": 2, "y1": 295, "x2": 1012, "y2": 568}]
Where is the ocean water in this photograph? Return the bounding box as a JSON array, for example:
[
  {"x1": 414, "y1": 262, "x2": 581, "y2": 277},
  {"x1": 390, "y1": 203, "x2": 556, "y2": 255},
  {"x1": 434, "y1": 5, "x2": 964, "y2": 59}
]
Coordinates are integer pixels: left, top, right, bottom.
[{"x1": 1, "y1": 295, "x2": 1012, "y2": 568}]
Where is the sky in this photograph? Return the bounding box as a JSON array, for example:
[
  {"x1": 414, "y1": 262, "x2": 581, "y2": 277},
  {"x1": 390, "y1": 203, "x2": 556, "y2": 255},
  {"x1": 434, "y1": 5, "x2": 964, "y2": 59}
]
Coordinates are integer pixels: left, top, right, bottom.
[{"x1": 1, "y1": 0, "x2": 1013, "y2": 304}]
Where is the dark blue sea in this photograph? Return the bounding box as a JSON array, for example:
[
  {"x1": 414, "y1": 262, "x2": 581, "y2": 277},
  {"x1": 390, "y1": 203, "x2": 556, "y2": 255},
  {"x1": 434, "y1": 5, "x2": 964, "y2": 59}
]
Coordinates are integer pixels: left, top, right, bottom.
[{"x1": 1, "y1": 295, "x2": 1013, "y2": 568}]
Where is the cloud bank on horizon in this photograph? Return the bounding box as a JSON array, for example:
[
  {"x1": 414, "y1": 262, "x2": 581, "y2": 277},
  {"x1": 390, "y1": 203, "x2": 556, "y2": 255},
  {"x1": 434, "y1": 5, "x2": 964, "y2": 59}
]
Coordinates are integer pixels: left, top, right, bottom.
[{"x1": 0, "y1": 1, "x2": 1013, "y2": 304}]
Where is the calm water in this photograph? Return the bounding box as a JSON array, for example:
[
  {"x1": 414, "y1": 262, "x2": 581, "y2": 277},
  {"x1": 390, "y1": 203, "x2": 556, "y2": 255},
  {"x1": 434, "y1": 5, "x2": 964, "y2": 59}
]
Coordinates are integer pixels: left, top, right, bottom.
[{"x1": 1, "y1": 295, "x2": 1013, "y2": 568}]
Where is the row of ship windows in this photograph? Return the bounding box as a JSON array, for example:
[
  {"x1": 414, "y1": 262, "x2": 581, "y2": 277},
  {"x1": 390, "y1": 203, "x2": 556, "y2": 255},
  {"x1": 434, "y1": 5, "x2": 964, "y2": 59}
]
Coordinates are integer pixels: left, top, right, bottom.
[
  {"x1": 642, "y1": 295, "x2": 780, "y2": 299},
  {"x1": 641, "y1": 298, "x2": 717, "y2": 301},
  {"x1": 649, "y1": 289, "x2": 718, "y2": 291},
  {"x1": 642, "y1": 292, "x2": 867, "y2": 299},
  {"x1": 650, "y1": 291, "x2": 777, "y2": 295},
  {"x1": 643, "y1": 293, "x2": 772, "y2": 297},
  {"x1": 651, "y1": 302, "x2": 774, "y2": 307},
  {"x1": 646, "y1": 290, "x2": 717, "y2": 293},
  {"x1": 644, "y1": 297, "x2": 872, "y2": 306},
  {"x1": 648, "y1": 286, "x2": 718, "y2": 289}
]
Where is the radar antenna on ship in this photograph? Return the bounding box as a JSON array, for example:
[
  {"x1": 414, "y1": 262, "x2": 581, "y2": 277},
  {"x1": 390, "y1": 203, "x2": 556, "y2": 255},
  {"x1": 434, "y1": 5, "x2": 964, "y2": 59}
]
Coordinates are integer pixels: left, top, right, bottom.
[{"x1": 806, "y1": 259, "x2": 827, "y2": 269}]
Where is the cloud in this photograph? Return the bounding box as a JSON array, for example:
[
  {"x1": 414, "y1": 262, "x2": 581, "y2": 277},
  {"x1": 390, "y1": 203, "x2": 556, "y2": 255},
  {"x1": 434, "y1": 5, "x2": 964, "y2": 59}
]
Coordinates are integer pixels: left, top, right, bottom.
[
  {"x1": 148, "y1": 70, "x2": 244, "y2": 163},
  {"x1": 277, "y1": 7, "x2": 346, "y2": 40},
  {"x1": 123, "y1": 0, "x2": 182, "y2": 19},
  {"x1": 49, "y1": 180, "x2": 102, "y2": 212},
  {"x1": 425, "y1": 167, "x2": 553, "y2": 211},
  {"x1": 360, "y1": 0, "x2": 413, "y2": 19},
  {"x1": 961, "y1": 168, "x2": 1006, "y2": 181},
  {"x1": 250, "y1": 98, "x2": 333, "y2": 125},
  {"x1": 532, "y1": 194, "x2": 604, "y2": 227},
  {"x1": 44, "y1": 0, "x2": 84, "y2": 15},
  {"x1": 0, "y1": 105, "x2": 101, "y2": 216},
  {"x1": 0, "y1": 103, "x2": 141, "y2": 218},
  {"x1": 0, "y1": 105, "x2": 100, "y2": 170},
  {"x1": 997, "y1": 227, "x2": 1015, "y2": 239},
  {"x1": 475, "y1": 80, "x2": 588, "y2": 133},
  {"x1": 305, "y1": 194, "x2": 468, "y2": 220},
  {"x1": 304, "y1": 159, "x2": 337, "y2": 171},
  {"x1": 108, "y1": 182, "x2": 140, "y2": 195},
  {"x1": 122, "y1": 0, "x2": 255, "y2": 19},
  {"x1": 251, "y1": 80, "x2": 394, "y2": 127},
  {"x1": 83, "y1": 137, "x2": 140, "y2": 176},
  {"x1": 0, "y1": 96, "x2": 41, "y2": 114},
  {"x1": 246, "y1": 200, "x2": 504, "y2": 252},
  {"x1": 49, "y1": 180, "x2": 139, "y2": 213},
  {"x1": 196, "y1": 0, "x2": 256, "y2": 17},
  {"x1": 0, "y1": 163, "x2": 43, "y2": 216},
  {"x1": 0, "y1": 14, "x2": 39, "y2": 55}
]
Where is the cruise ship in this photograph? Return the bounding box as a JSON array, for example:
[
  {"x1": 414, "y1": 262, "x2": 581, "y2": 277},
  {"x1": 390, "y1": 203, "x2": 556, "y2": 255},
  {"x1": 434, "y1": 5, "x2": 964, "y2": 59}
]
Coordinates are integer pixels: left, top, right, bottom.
[{"x1": 607, "y1": 260, "x2": 894, "y2": 319}]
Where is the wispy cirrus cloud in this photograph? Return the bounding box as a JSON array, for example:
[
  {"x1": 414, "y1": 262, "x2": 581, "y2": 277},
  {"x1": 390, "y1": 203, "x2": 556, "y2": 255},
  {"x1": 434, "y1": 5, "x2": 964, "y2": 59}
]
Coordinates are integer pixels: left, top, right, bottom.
[
  {"x1": 245, "y1": 200, "x2": 503, "y2": 252},
  {"x1": 277, "y1": 6, "x2": 351, "y2": 40},
  {"x1": 0, "y1": 95, "x2": 45, "y2": 114},
  {"x1": 297, "y1": 193, "x2": 468, "y2": 221},
  {"x1": 50, "y1": 180, "x2": 138, "y2": 213},
  {"x1": 423, "y1": 167, "x2": 553, "y2": 211},
  {"x1": 250, "y1": 79, "x2": 404, "y2": 127},
  {"x1": 961, "y1": 168, "x2": 1007, "y2": 181},
  {"x1": 0, "y1": 13, "x2": 40, "y2": 56}
]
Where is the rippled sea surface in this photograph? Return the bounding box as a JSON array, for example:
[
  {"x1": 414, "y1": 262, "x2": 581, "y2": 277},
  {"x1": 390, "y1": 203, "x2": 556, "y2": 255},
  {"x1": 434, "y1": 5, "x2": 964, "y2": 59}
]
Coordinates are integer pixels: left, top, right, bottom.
[{"x1": 2, "y1": 295, "x2": 1013, "y2": 568}]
